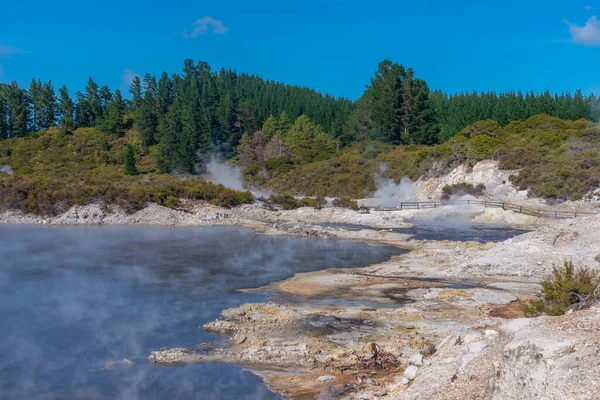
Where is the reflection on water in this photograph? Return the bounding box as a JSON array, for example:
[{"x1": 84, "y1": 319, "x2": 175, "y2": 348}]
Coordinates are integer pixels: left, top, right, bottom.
[{"x1": 0, "y1": 225, "x2": 402, "y2": 400}]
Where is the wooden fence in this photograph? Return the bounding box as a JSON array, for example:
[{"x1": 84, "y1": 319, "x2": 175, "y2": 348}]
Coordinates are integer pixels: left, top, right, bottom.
[{"x1": 371, "y1": 200, "x2": 596, "y2": 219}]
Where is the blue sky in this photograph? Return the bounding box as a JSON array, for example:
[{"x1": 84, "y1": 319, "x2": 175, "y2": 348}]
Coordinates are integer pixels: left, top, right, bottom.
[{"x1": 1, "y1": 0, "x2": 600, "y2": 99}]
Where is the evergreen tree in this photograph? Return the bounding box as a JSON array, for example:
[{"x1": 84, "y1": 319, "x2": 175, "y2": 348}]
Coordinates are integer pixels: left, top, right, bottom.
[
  {"x1": 135, "y1": 74, "x2": 158, "y2": 146},
  {"x1": 262, "y1": 115, "x2": 277, "y2": 141},
  {"x1": 40, "y1": 80, "x2": 57, "y2": 129},
  {"x1": 362, "y1": 60, "x2": 405, "y2": 143},
  {"x1": 99, "y1": 85, "x2": 112, "y2": 116},
  {"x1": 28, "y1": 78, "x2": 43, "y2": 131},
  {"x1": 123, "y1": 144, "x2": 138, "y2": 175},
  {"x1": 99, "y1": 89, "x2": 125, "y2": 135},
  {"x1": 84, "y1": 77, "x2": 101, "y2": 125},
  {"x1": 129, "y1": 76, "x2": 143, "y2": 111},
  {"x1": 58, "y1": 85, "x2": 75, "y2": 128},
  {"x1": 157, "y1": 72, "x2": 173, "y2": 118},
  {"x1": 74, "y1": 91, "x2": 91, "y2": 127},
  {"x1": 278, "y1": 110, "x2": 291, "y2": 134},
  {"x1": 0, "y1": 82, "x2": 29, "y2": 137}
]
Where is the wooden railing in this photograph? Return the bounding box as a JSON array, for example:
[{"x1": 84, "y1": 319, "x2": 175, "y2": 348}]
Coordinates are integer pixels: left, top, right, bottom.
[{"x1": 371, "y1": 200, "x2": 596, "y2": 219}]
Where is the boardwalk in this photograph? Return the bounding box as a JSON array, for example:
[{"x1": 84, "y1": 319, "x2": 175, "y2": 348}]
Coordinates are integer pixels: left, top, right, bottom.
[{"x1": 371, "y1": 200, "x2": 596, "y2": 219}]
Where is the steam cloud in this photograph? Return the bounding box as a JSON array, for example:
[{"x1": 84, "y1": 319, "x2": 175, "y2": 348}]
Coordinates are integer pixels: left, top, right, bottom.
[
  {"x1": 0, "y1": 165, "x2": 13, "y2": 175},
  {"x1": 0, "y1": 225, "x2": 401, "y2": 399},
  {"x1": 373, "y1": 172, "x2": 418, "y2": 207},
  {"x1": 204, "y1": 155, "x2": 245, "y2": 191}
]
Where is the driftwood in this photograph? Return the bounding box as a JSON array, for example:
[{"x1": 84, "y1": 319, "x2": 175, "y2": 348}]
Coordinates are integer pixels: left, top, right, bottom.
[
  {"x1": 357, "y1": 343, "x2": 401, "y2": 372},
  {"x1": 567, "y1": 285, "x2": 600, "y2": 312}
]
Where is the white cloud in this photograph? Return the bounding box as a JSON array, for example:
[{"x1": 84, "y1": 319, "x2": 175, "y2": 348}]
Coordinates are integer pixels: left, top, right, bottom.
[
  {"x1": 585, "y1": 5, "x2": 595, "y2": 10},
  {"x1": 120, "y1": 68, "x2": 141, "y2": 89},
  {"x1": 567, "y1": 16, "x2": 600, "y2": 46},
  {"x1": 183, "y1": 16, "x2": 229, "y2": 38},
  {"x1": 0, "y1": 44, "x2": 25, "y2": 58}
]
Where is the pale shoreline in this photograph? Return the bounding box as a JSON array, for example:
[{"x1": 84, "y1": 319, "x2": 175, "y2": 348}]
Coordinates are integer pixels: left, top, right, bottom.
[{"x1": 4, "y1": 201, "x2": 600, "y2": 399}]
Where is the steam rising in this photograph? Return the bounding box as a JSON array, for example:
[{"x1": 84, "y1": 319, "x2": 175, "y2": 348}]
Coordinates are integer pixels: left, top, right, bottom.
[
  {"x1": 204, "y1": 155, "x2": 245, "y2": 191},
  {"x1": 0, "y1": 224, "x2": 400, "y2": 399},
  {"x1": 0, "y1": 165, "x2": 13, "y2": 175},
  {"x1": 373, "y1": 174, "x2": 418, "y2": 207}
]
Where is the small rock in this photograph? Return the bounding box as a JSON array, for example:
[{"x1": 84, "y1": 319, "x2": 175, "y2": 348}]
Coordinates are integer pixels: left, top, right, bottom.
[
  {"x1": 314, "y1": 353, "x2": 333, "y2": 363},
  {"x1": 485, "y1": 329, "x2": 498, "y2": 336},
  {"x1": 395, "y1": 376, "x2": 410, "y2": 385},
  {"x1": 404, "y1": 365, "x2": 419, "y2": 380},
  {"x1": 229, "y1": 334, "x2": 247, "y2": 345},
  {"x1": 410, "y1": 353, "x2": 424, "y2": 366},
  {"x1": 420, "y1": 344, "x2": 436, "y2": 356},
  {"x1": 317, "y1": 375, "x2": 336, "y2": 382}
]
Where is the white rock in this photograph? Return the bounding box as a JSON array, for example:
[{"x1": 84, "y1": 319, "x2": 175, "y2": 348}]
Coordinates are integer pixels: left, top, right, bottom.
[
  {"x1": 410, "y1": 353, "x2": 424, "y2": 366},
  {"x1": 404, "y1": 365, "x2": 419, "y2": 380},
  {"x1": 485, "y1": 329, "x2": 499, "y2": 336},
  {"x1": 317, "y1": 375, "x2": 335, "y2": 382},
  {"x1": 395, "y1": 376, "x2": 410, "y2": 385}
]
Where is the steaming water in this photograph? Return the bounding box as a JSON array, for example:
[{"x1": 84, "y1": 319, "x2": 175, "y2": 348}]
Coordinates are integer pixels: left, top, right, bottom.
[
  {"x1": 318, "y1": 222, "x2": 527, "y2": 243},
  {"x1": 0, "y1": 225, "x2": 402, "y2": 400}
]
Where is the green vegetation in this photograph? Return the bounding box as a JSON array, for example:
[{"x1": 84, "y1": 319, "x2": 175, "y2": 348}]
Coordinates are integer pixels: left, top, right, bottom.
[
  {"x1": 332, "y1": 197, "x2": 360, "y2": 211},
  {"x1": 1, "y1": 58, "x2": 600, "y2": 215},
  {"x1": 242, "y1": 115, "x2": 600, "y2": 202},
  {"x1": 267, "y1": 194, "x2": 326, "y2": 210},
  {"x1": 123, "y1": 144, "x2": 138, "y2": 175},
  {"x1": 441, "y1": 183, "x2": 486, "y2": 200},
  {"x1": 0, "y1": 127, "x2": 252, "y2": 216},
  {"x1": 526, "y1": 261, "x2": 599, "y2": 316}
]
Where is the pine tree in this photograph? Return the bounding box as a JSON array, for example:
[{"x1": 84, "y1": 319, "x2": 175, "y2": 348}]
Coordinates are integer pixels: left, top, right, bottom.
[
  {"x1": 58, "y1": 85, "x2": 75, "y2": 128},
  {"x1": 262, "y1": 115, "x2": 277, "y2": 141},
  {"x1": 157, "y1": 72, "x2": 173, "y2": 118},
  {"x1": 40, "y1": 81, "x2": 57, "y2": 129},
  {"x1": 129, "y1": 76, "x2": 143, "y2": 111},
  {"x1": 99, "y1": 89, "x2": 125, "y2": 135},
  {"x1": 0, "y1": 82, "x2": 29, "y2": 137},
  {"x1": 99, "y1": 85, "x2": 112, "y2": 116},
  {"x1": 74, "y1": 91, "x2": 91, "y2": 127},
  {"x1": 362, "y1": 60, "x2": 405, "y2": 143},
  {"x1": 278, "y1": 110, "x2": 291, "y2": 134},
  {"x1": 84, "y1": 77, "x2": 101, "y2": 126},
  {"x1": 123, "y1": 144, "x2": 138, "y2": 175},
  {"x1": 28, "y1": 78, "x2": 43, "y2": 131},
  {"x1": 135, "y1": 74, "x2": 158, "y2": 146},
  {"x1": 0, "y1": 87, "x2": 8, "y2": 140}
]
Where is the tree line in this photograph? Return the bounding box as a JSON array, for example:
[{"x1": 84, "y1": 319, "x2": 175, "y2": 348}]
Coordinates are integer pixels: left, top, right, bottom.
[{"x1": 2, "y1": 58, "x2": 599, "y2": 169}]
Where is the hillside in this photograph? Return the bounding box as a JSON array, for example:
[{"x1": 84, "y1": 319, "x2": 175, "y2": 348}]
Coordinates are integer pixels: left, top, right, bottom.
[
  {"x1": 0, "y1": 114, "x2": 598, "y2": 216},
  {"x1": 244, "y1": 115, "x2": 600, "y2": 201},
  {"x1": 0, "y1": 127, "x2": 252, "y2": 216}
]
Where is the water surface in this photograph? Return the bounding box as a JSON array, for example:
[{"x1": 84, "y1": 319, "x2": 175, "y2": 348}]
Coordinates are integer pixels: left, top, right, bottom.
[
  {"x1": 0, "y1": 225, "x2": 402, "y2": 400},
  {"x1": 318, "y1": 222, "x2": 527, "y2": 243}
]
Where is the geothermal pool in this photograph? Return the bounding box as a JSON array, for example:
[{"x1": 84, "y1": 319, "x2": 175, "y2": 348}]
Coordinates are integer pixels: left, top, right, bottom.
[
  {"x1": 318, "y1": 222, "x2": 528, "y2": 243},
  {"x1": 0, "y1": 225, "x2": 402, "y2": 399}
]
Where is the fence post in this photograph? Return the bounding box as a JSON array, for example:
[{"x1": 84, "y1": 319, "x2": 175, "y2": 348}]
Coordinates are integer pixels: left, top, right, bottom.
[
  {"x1": 502, "y1": 203, "x2": 505, "y2": 210},
  {"x1": 400, "y1": 203, "x2": 403, "y2": 210},
  {"x1": 575, "y1": 212, "x2": 577, "y2": 218},
  {"x1": 519, "y1": 206, "x2": 522, "y2": 213}
]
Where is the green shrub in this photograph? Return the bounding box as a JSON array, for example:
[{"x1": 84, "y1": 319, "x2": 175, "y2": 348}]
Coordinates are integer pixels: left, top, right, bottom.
[
  {"x1": 441, "y1": 182, "x2": 486, "y2": 200},
  {"x1": 332, "y1": 197, "x2": 359, "y2": 211},
  {"x1": 526, "y1": 261, "x2": 599, "y2": 316}
]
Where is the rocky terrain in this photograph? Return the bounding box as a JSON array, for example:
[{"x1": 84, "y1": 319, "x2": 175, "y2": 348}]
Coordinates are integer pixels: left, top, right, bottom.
[
  {"x1": 144, "y1": 205, "x2": 600, "y2": 399},
  {"x1": 3, "y1": 159, "x2": 600, "y2": 399}
]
